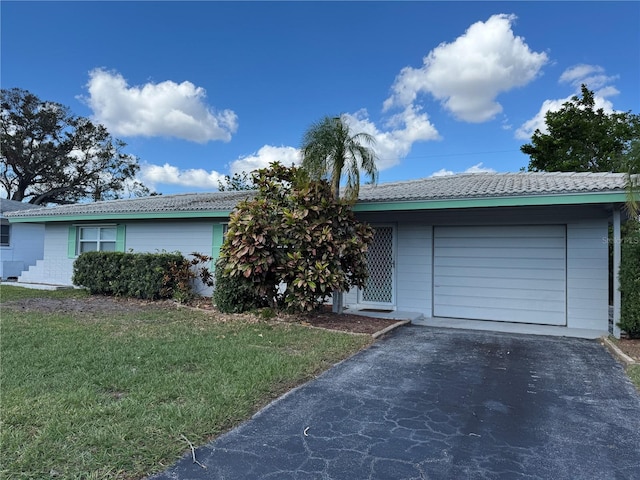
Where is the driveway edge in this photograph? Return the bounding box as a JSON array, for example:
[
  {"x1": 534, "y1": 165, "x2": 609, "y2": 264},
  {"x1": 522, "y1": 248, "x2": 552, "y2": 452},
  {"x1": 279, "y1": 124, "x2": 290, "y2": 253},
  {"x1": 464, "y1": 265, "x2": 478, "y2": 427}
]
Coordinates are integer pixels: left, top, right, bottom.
[
  {"x1": 601, "y1": 336, "x2": 637, "y2": 366},
  {"x1": 372, "y1": 320, "x2": 411, "y2": 339}
]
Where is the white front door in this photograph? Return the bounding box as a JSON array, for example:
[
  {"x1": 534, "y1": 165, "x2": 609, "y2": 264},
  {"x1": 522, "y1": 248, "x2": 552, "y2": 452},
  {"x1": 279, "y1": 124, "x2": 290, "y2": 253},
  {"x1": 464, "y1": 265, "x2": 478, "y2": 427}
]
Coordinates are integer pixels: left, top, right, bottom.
[
  {"x1": 359, "y1": 225, "x2": 395, "y2": 308},
  {"x1": 433, "y1": 225, "x2": 567, "y2": 325}
]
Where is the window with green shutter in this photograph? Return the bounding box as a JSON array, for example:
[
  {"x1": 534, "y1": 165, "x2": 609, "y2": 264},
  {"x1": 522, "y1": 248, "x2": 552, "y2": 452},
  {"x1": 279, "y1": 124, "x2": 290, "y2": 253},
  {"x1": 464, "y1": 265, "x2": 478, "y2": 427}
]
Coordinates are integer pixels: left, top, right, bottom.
[{"x1": 68, "y1": 224, "x2": 126, "y2": 258}]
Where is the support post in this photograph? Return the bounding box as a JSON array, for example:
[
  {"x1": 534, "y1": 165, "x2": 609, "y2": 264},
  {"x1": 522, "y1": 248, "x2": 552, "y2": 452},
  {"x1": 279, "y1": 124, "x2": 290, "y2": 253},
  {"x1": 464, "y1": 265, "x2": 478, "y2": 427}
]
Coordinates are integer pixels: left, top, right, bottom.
[
  {"x1": 613, "y1": 207, "x2": 622, "y2": 339},
  {"x1": 332, "y1": 290, "x2": 343, "y2": 314}
]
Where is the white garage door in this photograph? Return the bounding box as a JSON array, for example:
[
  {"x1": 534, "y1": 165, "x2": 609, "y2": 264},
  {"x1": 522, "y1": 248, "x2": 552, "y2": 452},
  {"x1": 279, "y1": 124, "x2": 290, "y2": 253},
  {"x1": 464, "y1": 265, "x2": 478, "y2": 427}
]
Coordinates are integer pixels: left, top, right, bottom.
[{"x1": 434, "y1": 225, "x2": 566, "y2": 325}]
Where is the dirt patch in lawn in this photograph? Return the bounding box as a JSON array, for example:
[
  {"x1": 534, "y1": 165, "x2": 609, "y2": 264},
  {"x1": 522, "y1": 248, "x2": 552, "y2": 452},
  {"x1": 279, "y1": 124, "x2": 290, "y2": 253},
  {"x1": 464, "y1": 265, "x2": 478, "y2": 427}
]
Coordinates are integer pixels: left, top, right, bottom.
[
  {"x1": 616, "y1": 337, "x2": 640, "y2": 362},
  {"x1": 1, "y1": 295, "x2": 402, "y2": 335},
  {"x1": 7, "y1": 295, "x2": 635, "y2": 354}
]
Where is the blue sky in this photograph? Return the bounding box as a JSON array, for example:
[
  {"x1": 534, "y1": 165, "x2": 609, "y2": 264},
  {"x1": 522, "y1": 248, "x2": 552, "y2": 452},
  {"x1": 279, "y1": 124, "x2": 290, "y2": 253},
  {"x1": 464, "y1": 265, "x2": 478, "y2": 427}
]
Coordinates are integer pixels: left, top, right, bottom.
[{"x1": 2, "y1": 1, "x2": 639, "y2": 195}]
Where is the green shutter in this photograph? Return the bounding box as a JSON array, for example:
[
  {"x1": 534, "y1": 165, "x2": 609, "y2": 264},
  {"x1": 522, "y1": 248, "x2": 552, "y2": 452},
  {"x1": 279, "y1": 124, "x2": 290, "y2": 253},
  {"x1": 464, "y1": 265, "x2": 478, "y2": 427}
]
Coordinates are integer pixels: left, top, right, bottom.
[
  {"x1": 116, "y1": 225, "x2": 126, "y2": 252},
  {"x1": 67, "y1": 226, "x2": 77, "y2": 258},
  {"x1": 212, "y1": 224, "x2": 225, "y2": 260}
]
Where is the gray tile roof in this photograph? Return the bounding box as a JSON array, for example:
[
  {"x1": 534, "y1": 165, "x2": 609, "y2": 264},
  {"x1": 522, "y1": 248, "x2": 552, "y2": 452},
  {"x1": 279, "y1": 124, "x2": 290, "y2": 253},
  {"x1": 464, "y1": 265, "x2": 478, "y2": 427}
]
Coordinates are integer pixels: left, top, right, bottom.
[
  {"x1": 5, "y1": 190, "x2": 256, "y2": 218},
  {"x1": 0, "y1": 198, "x2": 48, "y2": 214},
  {"x1": 5, "y1": 172, "x2": 631, "y2": 219},
  {"x1": 357, "y1": 172, "x2": 631, "y2": 202}
]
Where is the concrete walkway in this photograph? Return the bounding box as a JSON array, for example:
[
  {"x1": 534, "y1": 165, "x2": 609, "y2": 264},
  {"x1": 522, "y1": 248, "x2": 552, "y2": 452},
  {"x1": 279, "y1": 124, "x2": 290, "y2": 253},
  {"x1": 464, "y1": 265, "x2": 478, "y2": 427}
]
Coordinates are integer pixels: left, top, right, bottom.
[{"x1": 148, "y1": 327, "x2": 640, "y2": 480}]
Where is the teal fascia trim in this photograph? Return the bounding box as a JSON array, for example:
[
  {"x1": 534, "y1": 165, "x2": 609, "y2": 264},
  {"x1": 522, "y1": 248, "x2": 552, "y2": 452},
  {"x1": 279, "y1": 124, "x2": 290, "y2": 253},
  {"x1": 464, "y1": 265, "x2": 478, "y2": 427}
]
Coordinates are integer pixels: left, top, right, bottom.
[
  {"x1": 8, "y1": 210, "x2": 234, "y2": 224},
  {"x1": 352, "y1": 192, "x2": 630, "y2": 212},
  {"x1": 8, "y1": 192, "x2": 631, "y2": 222}
]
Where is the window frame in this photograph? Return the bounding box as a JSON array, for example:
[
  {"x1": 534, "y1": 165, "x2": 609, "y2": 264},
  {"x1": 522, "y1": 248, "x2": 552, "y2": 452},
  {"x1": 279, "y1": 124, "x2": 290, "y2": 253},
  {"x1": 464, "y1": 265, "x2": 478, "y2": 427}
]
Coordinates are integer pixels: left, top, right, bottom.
[
  {"x1": 68, "y1": 224, "x2": 125, "y2": 258},
  {"x1": 0, "y1": 220, "x2": 10, "y2": 247}
]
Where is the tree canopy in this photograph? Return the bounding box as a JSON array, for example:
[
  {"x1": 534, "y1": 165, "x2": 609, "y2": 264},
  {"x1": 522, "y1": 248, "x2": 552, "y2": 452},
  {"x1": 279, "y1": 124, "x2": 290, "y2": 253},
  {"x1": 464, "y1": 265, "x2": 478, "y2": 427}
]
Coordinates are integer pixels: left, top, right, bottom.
[
  {"x1": 301, "y1": 115, "x2": 378, "y2": 202},
  {"x1": 217, "y1": 171, "x2": 255, "y2": 191},
  {"x1": 1, "y1": 88, "x2": 150, "y2": 205},
  {"x1": 522, "y1": 85, "x2": 640, "y2": 173},
  {"x1": 218, "y1": 163, "x2": 374, "y2": 312}
]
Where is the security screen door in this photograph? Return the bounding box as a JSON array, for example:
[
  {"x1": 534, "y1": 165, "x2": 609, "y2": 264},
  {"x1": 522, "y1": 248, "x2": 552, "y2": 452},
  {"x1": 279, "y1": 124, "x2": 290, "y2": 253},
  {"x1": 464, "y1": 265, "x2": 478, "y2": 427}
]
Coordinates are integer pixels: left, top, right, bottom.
[{"x1": 359, "y1": 225, "x2": 395, "y2": 307}]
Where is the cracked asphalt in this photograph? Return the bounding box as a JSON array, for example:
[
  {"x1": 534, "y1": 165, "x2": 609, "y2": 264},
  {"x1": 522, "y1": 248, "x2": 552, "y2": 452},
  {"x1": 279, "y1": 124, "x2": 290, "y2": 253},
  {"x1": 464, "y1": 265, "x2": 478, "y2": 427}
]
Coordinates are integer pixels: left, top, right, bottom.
[{"x1": 148, "y1": 326, "x2": 640, "y2": 480}]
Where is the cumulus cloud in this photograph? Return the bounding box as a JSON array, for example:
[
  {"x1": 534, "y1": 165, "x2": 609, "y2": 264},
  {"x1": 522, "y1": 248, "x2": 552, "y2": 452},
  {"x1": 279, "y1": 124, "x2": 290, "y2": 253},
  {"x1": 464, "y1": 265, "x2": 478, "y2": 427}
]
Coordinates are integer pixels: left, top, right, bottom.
[
  {"x1": 229, "y1": 145, "x2": 301, "y2": 174},
  {"x1": 342, "y1": 107, "x2": 440, "y2": 171},
  {"x1": 384, "y1": 14, "x2": 548, "y2": 123},
  {"x1": 559, "y1": 64, "x2": 618, "y2": 91},
  {"x1": 82, "y1": 68, "x2": 238, "y2": 143},
  {"x1": 140, "y1": 163, "x2": 225, "y2": 190},
  {"x1": 515, "y1": 64, "x2": 618, "y2": 139},
  {"x1": 430, "y1": 163, "x2": 496, "y2": 177}
]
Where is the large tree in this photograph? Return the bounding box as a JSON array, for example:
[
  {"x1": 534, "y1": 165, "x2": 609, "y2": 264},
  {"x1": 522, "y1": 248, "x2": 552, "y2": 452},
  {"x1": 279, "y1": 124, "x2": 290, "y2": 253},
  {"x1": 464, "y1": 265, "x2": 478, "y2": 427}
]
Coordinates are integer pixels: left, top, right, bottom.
[
  {"x1": 301, "y1": 115, "x2": 378, "y2": 202},
  {"x1": 522, "y1": 84, "x2": 640, "y2": 173},
  {"x1": 1, "y1": 88, "x2": 150, "y2": 205}
]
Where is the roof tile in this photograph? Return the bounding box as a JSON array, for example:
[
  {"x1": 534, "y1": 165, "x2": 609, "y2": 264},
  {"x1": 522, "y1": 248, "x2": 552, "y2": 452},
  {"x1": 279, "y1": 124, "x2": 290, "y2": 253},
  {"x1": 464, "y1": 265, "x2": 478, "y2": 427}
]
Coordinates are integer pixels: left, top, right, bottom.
[{"x1": 5, "y1": 172, "x2": 631, "y2": 218}]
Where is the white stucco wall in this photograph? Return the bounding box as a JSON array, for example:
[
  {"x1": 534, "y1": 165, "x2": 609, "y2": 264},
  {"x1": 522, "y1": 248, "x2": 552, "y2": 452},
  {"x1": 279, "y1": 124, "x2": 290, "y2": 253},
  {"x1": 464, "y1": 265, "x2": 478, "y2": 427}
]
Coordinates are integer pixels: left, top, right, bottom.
[
  {"x1": 0, "y1": 222, "x2": 45, "y2": 278},
  {"x1": 18, "y1": 223, "x2": 74, "y2": 285},
  {"x1": 566, "y1": 219, "x2": 609, "y2": 330},
  {"x1": 395, "y1": 223, "x2": 432, "y2": 316},
  {"x1": 15, "y1": 205, "x2": 614, "y2": 334},
  {"x1": 18, "y1": 220, "x2": 217, "y2": 291}
]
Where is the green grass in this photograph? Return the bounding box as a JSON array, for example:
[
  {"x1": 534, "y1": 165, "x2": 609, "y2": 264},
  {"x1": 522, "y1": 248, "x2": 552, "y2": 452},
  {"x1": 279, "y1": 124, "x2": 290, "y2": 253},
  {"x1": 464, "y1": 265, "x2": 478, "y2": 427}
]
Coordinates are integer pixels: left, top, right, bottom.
[
  {"x1": 628, "y1": 365, "x2": 640, "y2": 391},
  {"x1": 0, "y1": 286, "x2": 372, "y2": 479},
  {"x1": 0, "y1": 284, "x2": 89, "y2": 301}
]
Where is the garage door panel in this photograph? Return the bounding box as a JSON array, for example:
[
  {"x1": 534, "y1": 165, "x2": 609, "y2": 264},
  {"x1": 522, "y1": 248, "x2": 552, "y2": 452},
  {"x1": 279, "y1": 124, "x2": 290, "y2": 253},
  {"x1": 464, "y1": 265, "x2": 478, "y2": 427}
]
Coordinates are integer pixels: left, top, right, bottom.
[
  {"x1": 436, "y1": 266, "x2": 565, "y2": 281},
  {"x1": 434, "y1": 226, "x2": 566, "y2": 326},
  {"x1": 435, "y1": 256, "x2": 564, "y2": 270},
  {"x1": 435, "y1": 225, "x2": 564, "y2": 238},
  {"x1": 435, "y1": 237, "x2": 566, "y2": 249},
  {"x1": 434, "y1": 305, "x2": 562, "y2": 324},
  {"x1": 442, "y1": 296, "x2": 562, "y2": 316},
  {"x1": 434, "y1": 285, "x2": 565, "y2": 302},
  {"x1": 435, "y1": 246, "x2": 565, "y2": 259},
  {"x1": 434, "y1": 276, "x2": 565, "y2": 291}
]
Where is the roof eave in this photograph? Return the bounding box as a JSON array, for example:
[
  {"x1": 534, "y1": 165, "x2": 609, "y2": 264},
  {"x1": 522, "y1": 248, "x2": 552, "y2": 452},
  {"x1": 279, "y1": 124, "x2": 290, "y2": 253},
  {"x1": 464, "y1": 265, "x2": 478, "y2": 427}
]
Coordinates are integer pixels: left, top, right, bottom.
[
  {"x1": 353, "y1": 191, "x2": 630, "y2": 212},
  {"x1": 7, "y1": 209, "x2": 234, "y2": 223},
  {"x1": 7, "y1": 191, "x2": 632, "y2": 223}
]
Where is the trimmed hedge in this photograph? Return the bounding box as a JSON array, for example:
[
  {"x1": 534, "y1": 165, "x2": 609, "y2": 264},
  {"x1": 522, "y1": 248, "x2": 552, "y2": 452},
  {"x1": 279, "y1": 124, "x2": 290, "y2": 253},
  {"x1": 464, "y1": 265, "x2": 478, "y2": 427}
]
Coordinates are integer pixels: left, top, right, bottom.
[
  {"x1": 72, "y1": 251, "x2": 183, "y2": 299},
  {"x1": 619, "y1": 222, "x2": 640, "y2": 338},
  {"x1": 212, "y1": 258, "x2": 268, "y2": 313}
]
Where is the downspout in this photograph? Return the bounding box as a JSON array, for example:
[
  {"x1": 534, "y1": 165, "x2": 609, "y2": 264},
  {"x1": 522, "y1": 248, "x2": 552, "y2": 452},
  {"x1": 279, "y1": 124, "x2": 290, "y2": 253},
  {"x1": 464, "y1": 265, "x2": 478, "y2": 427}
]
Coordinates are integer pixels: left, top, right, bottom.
[{"x1": 612, "y1": 206, "x2": 621, "y2": 339}]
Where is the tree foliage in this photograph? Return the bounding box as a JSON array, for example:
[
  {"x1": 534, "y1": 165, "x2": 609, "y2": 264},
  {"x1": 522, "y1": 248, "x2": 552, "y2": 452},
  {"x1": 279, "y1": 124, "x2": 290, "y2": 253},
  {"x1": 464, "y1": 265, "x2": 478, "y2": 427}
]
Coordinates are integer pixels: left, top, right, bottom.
[
  {"x1": 217, "y1": 171, "x2": 255, "y2": 191},
  {"x1": 219, "y1": 163, "x2": 374, "y2": 312},
  {"x1": 301, "y1": 115, "x2": 378, "y2": 202},
  {"x1": 618, "y1": 221, "x2": 640, "y2": 338},
  {"x1": 522, "y1": 85, "x2": 640, "y2": 173},
  {"x1": 1, "y1": 88, "x2": 150, "y2": 205}
]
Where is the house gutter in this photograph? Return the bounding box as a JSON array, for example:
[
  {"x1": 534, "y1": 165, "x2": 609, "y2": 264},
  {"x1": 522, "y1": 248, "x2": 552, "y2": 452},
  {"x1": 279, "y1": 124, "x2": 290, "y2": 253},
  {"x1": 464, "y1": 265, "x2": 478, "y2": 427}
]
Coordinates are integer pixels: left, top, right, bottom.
[
  {"x1": 6, "y1": 191, "x2": 631, "y2": 223},
  {"x1": 353, "y1": 192, "x2": 630, "y2": 212}
]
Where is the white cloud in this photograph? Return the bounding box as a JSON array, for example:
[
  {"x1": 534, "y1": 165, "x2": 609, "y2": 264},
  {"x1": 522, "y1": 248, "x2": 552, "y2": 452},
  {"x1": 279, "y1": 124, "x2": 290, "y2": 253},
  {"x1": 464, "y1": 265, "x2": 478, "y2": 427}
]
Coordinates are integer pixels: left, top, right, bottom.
[
  {"x1": 384, "y1": 14, "x2": 548, "y2": 123},
  {"x1": 431, "y1": 168, "x2": 455, "y2": 177},
  {"x1": 82, "y1": 68, "x2": 238, "y2": 143},
  {"x1": 430, "y1": 162, "x2": 496, "y2": 177},
  {"x1": 559, "y1": 64, "x2": 618, "y2": 90},
  {"x1": 516, "y1": 65, "x2": 618, "y2": 139},
  {"x1": 140, "y1": 162, "x2": 224, "y2": 190},
  {"x1": 343, "y1": 107, "x2": 440, "y2": 171},
  {"x1": 465, "y1": 162, "x2": 497, "y2": 174},
  {"x1": 229, "y1": 145, "x2": 301, "y2": 175}
]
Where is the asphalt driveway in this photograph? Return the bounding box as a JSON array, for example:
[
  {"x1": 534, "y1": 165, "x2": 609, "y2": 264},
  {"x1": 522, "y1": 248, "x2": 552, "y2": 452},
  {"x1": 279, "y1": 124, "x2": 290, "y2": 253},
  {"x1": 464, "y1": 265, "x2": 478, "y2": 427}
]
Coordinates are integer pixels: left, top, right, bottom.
[{"x1": 149, "y1": 326, "x2": 640, "y2": 480}]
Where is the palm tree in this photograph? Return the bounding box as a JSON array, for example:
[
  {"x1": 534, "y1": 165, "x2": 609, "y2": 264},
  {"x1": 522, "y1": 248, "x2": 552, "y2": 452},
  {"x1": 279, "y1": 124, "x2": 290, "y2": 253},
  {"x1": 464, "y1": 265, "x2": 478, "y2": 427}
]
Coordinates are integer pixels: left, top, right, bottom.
[
  {"x1": 300, "y1": 115, "x2": 378, "y2": 202},
  {"x1": 300, "y1": 115, "x2": 379, "y2": 313}
]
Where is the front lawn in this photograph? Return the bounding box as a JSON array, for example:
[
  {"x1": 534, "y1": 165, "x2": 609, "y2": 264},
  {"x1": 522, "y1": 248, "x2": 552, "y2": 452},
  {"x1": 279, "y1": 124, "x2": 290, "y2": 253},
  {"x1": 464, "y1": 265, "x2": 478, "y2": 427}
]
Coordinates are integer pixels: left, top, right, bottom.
[
  {"x1": 628, "y1": 365, "x2": 640, "y2": 391},
  {"x1": 0, "y1": 286, "x2": 373, "y2": 479}
]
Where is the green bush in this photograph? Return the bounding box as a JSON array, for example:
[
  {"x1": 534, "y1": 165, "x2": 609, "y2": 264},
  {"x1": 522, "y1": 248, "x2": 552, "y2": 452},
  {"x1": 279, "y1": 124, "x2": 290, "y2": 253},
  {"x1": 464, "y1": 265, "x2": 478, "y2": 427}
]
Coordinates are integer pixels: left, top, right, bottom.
[
  {"x1": 73, "y1": 251, "x2": 183, "y2": 299},
  {"x1": 213, "y1": 258, "x2": 268, "y2": 313},
  {"x1": 161, "y1": 252, "x2": 214, "y2": 303},
  {"x1": 618, "y1": 222, "x2": 640, "y2": 338}
]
